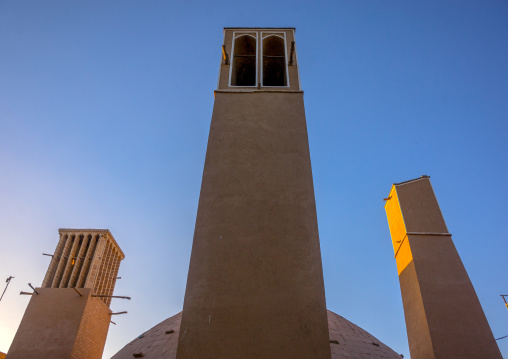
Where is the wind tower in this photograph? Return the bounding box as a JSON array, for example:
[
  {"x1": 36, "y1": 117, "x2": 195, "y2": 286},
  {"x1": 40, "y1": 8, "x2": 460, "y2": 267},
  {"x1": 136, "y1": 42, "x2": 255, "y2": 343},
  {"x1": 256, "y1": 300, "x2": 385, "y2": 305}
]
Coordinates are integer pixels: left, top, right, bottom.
[
  {"x1": 384, "y1": 177, "x2": 501, "y2": 359},
  {"x1": 176, "y1": 28, "x2": 331, "y2": 359},
  {"x1": 7, "y1": 229, "x2": 125, "y2": 359}
]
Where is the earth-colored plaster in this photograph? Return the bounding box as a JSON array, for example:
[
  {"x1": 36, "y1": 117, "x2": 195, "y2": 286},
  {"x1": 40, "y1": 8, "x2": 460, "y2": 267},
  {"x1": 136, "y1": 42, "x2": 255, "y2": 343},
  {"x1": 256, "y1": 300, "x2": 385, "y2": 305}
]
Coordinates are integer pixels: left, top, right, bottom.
[{"x1": 112, "y1": 310, "x2": 404, "y2": 359}]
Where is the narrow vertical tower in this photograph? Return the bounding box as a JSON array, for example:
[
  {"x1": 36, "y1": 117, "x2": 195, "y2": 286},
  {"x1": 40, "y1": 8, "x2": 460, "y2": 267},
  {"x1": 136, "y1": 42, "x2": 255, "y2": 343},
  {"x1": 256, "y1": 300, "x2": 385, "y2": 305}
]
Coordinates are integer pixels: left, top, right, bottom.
[
  {"x1": 176, "y1": 28, "x2": 331, "y2": 359},
  {"x1": 7, "y1": 229, "x2": 124, "y2": 359},
  {"x1": 384, "y1": 177, "x2": 501, "y2": 359}
]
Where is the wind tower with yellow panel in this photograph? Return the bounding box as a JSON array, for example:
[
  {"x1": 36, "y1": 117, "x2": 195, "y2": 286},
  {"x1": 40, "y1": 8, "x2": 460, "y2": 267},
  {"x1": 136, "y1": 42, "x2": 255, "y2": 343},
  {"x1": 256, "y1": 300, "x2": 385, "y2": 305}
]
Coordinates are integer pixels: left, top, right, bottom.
[{"x1": 384, "y1": 177, "x2": 501, "y2": 359}]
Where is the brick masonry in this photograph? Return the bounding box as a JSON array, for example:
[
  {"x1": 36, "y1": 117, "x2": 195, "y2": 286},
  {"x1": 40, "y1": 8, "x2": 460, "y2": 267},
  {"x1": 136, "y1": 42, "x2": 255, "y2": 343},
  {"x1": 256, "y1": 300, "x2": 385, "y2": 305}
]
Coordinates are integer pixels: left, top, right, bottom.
[
  {"x1": 71, "y1": 292, "x2": 112, "y2": 359},
  {"x1": 112, "y1": 310, "x2": 403, "y2": 359},
  {"x1": 6, "y1": 287, "x2": 112, "y2": 358}
]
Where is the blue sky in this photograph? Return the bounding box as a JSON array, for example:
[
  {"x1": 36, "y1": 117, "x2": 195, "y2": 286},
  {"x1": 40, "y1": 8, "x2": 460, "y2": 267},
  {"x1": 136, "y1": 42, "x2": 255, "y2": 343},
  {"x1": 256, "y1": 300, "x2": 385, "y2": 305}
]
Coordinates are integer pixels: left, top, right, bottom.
[{"x1": 1, "y1": 1, "x2": 507, "y2": 358}]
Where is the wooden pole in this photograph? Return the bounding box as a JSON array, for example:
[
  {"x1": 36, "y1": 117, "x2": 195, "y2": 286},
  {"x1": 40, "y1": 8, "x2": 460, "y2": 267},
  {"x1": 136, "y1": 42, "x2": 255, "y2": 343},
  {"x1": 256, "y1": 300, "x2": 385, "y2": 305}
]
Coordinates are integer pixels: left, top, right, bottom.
[{"x1": 91, "y1": 294, "x2": 131, "y2": 300}]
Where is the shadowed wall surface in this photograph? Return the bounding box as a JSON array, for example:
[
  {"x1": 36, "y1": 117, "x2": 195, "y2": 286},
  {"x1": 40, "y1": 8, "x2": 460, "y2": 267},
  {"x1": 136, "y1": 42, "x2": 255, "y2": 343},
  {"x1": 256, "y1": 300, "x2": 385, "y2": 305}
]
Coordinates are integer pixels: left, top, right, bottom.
[{"x1": 176, "y1": 90, "x2": 331, "y2": 359}]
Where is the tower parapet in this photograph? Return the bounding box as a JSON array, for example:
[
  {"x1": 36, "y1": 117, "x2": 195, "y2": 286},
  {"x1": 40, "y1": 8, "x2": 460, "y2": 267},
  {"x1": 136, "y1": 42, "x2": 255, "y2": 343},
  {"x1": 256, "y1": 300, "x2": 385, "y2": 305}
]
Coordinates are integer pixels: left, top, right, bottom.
[
  {"x1": 217, "y1": 27, "x2": 300, "y2": 91},
  {"x1": 42, "y1": 229, "x2": 124, "y2": 306}
]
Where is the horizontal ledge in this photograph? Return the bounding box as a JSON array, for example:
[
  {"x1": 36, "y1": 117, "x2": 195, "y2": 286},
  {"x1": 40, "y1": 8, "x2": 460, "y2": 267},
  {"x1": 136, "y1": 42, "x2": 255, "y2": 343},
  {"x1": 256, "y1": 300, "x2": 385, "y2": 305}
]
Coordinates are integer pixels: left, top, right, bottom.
[
  {"x1": 406, "y1": 232, "x2": 452, "y2": 236},
  {"x1": 224, "y1": 27, "x2": 295, "y2": 30},
  {"x1": 43, "y1": 254, "x2": 95, "y2": 259},
  {"x1": 215, "y1": 90, "x2": 303, "y2": 94},
  {"x1": 394, "y1": 232, "x2": 452, "y2": 258},
  {"x1": 59, "y1": 228, "x2": 110, "y2": 233}
]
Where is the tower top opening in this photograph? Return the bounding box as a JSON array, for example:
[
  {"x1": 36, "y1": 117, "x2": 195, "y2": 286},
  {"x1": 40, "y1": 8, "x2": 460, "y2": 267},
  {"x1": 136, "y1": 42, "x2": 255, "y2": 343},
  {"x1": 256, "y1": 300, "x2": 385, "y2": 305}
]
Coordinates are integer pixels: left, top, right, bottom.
[{"x1": 218, "y1": 28, "x2": 300, "y2": 91}]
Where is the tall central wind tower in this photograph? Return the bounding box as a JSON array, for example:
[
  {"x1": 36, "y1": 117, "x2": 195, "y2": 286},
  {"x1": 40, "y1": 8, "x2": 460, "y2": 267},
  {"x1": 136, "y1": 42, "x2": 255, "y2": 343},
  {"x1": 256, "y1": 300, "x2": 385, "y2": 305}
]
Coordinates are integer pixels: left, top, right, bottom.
[{"x1": 176, "y1": 27, "x2": 331, "y2": 359}]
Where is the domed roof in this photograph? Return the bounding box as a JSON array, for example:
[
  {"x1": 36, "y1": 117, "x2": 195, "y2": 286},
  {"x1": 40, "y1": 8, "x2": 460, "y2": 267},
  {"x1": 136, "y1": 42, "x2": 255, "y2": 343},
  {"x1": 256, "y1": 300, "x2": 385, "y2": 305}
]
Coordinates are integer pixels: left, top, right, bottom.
[{"x1": 112, "y1": 310, "x2": 402, "y2": 359}]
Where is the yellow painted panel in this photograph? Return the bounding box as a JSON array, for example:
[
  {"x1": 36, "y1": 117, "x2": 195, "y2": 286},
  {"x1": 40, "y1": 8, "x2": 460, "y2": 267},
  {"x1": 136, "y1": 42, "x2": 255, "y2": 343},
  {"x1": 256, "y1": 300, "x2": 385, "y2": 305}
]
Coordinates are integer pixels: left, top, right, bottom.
[
  {"x1": 384, "y1": 186, "x2": 407, "y2": 255},
  {"x1": 395, "y1": 238, "x2": 413, "y2": 275}
]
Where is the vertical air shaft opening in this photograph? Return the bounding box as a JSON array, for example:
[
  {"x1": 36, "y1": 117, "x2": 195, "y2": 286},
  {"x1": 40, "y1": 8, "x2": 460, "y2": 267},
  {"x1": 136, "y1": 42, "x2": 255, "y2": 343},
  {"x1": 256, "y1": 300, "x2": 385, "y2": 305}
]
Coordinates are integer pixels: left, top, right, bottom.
[
  {"x1": 44, "y1": 234, "x2": 67, "y2": 287},
  {"x1": 69, "y1": 235, "x2": 88, "y2": 288},
  {"x1": 79, "y1": 235, "x2": 99, "y2": 288},
  {"x1": 263, "y1": 35, "x2": 287, "y2": 87},
  {"x1": 231, "y1": 35, "x2": 256, "y2": 86},
  {"x1": 56, "y1": 235, "x2": 74, "y2": 287}
]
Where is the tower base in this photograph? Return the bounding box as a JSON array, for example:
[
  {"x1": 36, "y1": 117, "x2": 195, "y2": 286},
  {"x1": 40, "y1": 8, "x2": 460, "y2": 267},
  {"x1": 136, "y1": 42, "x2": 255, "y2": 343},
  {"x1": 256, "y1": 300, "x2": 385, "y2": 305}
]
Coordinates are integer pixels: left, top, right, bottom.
[{"x1": 7, "y1": 288, "x2": 111, "y2": 359}]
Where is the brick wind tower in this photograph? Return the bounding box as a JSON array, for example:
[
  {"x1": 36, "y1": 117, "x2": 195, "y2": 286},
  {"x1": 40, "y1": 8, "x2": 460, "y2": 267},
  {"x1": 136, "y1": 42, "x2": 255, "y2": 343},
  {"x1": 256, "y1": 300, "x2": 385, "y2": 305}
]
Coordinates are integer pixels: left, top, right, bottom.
[
  {"x1": 176, "y1": 28, "x2": 331, "y2": 359},
  {"x1": 7, "y1": 229, "x2": 125, "y2": 359}
]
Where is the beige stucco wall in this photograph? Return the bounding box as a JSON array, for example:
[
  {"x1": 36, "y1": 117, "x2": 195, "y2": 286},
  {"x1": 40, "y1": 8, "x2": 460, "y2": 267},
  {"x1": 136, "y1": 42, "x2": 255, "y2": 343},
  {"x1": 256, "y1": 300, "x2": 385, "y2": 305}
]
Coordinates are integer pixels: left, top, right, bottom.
[
  {"x1": 177, "y1": 91, "x2": 330, "y2": 359},
  {"x1": 385, "y1": 178, "x2": 501, "y2": 359}
]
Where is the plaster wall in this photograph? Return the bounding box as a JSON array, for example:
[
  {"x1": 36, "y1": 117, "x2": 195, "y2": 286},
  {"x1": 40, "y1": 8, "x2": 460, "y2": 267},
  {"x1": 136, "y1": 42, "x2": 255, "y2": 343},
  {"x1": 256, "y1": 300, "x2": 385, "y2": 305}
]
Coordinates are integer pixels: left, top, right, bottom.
[
  {"x1": 176, "y1": 91, "x2": 331, "y2": 359},
  {"x1": 385, "y1": 178, "x2": 501, "y2": 359}
]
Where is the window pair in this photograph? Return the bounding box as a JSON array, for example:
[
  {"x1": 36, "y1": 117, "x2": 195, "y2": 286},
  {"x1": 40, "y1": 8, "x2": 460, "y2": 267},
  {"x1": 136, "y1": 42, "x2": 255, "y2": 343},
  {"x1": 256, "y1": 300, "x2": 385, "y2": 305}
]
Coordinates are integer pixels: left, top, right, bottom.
[{"x1": 231, "y1": 35, "x2": 287, "y2": 87}]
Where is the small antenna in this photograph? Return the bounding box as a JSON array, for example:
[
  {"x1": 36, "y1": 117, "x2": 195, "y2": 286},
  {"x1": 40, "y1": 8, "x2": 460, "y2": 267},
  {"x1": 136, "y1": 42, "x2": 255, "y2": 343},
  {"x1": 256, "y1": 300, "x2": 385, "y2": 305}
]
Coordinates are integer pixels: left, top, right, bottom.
[{"x1": 0, "y1": 276, "x2": 14, "y2": 301}]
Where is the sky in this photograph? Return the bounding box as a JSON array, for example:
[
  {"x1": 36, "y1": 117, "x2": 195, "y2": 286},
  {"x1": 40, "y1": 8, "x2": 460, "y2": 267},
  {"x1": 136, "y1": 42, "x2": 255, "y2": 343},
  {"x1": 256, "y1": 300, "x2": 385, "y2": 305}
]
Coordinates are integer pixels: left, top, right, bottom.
[{"x1": 1, "y1": 1, "x2": 507, "y2": 358}]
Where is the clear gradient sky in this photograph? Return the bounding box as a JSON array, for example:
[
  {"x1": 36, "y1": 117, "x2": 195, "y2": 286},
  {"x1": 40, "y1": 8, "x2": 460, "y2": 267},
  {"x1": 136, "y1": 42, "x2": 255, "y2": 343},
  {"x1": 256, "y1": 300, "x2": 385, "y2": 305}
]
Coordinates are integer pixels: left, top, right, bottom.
[{"x1": 1, "y1": 1, "x2": 507, "y2": 358}]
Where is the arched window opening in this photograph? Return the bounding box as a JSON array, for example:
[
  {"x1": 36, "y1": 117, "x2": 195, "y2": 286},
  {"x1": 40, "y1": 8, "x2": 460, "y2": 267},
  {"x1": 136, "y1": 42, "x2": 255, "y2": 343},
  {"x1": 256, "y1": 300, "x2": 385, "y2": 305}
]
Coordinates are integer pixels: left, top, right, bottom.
[
  {"x1": 263, "y1": 36, "x2": 287, "y2": 87},
  {"x1": 231, "y1": 35, "x2": 256, "y2": 86}
]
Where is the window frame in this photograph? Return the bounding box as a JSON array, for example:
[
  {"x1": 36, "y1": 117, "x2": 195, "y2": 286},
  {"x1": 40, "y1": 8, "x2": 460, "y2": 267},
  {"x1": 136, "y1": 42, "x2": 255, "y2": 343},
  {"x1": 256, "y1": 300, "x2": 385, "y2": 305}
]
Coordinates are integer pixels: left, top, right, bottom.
[
  {"x1": 229, "y1": 32, "x2": 258, "y2": 88},
  {"x1": 261, "y1": 32, "x2": 290, "y2": 88}
]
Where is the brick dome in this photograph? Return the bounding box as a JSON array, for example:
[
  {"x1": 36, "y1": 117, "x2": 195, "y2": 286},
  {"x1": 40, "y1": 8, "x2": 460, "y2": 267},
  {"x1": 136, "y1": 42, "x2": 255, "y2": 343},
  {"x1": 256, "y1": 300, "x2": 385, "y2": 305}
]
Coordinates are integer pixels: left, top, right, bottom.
[{"x1": 112, "y1": 310, "x2": 402, "y2": 359}]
